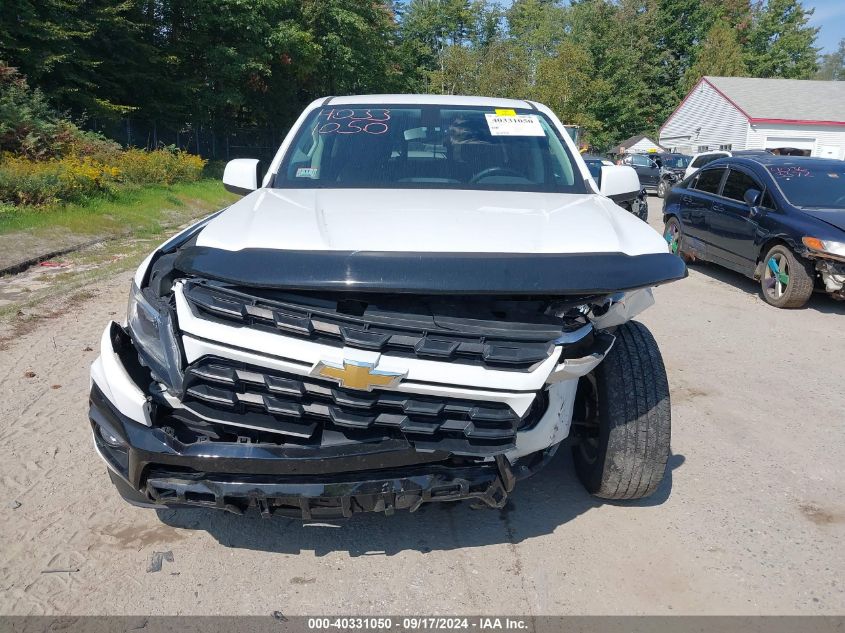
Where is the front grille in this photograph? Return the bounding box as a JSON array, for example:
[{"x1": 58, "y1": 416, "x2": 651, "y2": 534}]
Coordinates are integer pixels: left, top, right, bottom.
[
  {"x1": 180, "y1": 357, "x2": 545, "y2": 456},
  {"x1": 181, "y1": 280, "x2": 575, "y2": 371}
]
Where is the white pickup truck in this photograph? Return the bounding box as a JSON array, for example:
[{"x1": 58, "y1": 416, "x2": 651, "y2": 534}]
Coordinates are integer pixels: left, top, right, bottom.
[{"x1": 89, "y1": 95, "x2": 685, "y2": 518}]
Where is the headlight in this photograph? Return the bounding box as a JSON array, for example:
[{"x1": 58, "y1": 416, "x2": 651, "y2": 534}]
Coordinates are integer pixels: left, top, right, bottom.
[
  {"x1": 126, "y1": 281, "x2": 183, "y2": 392},
  {"x1": 802, "y1": 237, "x2": 845, "y2": 259}
]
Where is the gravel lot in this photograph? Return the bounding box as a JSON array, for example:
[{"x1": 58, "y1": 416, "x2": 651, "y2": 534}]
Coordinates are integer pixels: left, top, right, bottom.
[{"x1": 1, "y1": 197, "x2": 843, "y2": 616}]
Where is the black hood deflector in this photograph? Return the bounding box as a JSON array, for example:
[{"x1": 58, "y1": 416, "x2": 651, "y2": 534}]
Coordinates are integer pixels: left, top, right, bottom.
[{"x1": 174, "y1": 247, "x2": 687, "y2": 295}]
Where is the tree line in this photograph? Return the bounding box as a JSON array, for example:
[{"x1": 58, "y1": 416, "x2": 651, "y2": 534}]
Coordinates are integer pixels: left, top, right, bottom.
[{"x1": 2, "y1": 0, "x2": 843, "y2": 150}]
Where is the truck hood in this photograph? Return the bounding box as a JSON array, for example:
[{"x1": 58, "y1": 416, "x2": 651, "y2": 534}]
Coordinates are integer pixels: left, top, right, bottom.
[
  {"x1": 175, "y1": 188, "x2": 686, "y2": 295},
  {"x1": 196, "y1": 188, "x2": 667, "y2": 257}
]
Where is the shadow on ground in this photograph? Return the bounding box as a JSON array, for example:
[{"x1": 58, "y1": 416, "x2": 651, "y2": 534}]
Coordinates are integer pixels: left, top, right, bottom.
[
  {"x1": 690, "y1": 261, "x2": 845, "y2": 315},
  {"x1": 156, "y1": 449, "x2": 685, "y2": 556}
]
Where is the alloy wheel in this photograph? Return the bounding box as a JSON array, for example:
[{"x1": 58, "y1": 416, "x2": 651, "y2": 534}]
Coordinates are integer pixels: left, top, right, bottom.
[
  {"x1": 763, "y1": 253, "x2": 790, "y2": 300},
  {"x1": 664, "y1": 221, "x2": 681, "y2": 255}
]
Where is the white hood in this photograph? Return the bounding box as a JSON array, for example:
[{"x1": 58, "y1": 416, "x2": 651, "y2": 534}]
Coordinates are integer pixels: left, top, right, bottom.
[{"x1": 196, "y1": 188, "x2": 667, "y2": 257}]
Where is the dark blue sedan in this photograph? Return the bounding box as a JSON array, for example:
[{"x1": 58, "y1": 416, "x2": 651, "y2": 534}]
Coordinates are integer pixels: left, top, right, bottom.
[{"x1": 662, "y1": 155, "x2": 845, "y2": 308}]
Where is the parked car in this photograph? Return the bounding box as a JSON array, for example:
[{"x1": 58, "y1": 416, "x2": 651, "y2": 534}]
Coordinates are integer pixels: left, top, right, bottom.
[
  {"x1": 652, "y1": 153, "x2": 692, "y2": 199},
  {"x1": 583, "y1": 154, "x2": 648, "y2": 220},
  {"x1": 683, "y1": 149, "x2": 773, "y2": 180},
  {"x1": 620, "y1": 152, "x2": 661, "y2": 190},
  {"x1": 663, "y1": 155, "x2": 845, "y2": 308},
  {"x1": 89, "y1": 95, "x2": 686, "y2": 519}
]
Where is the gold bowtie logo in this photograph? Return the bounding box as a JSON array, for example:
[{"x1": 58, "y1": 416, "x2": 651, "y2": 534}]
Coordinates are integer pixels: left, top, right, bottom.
[{"x1": 313, "y1": 360, "x2": 407, "y2": 392}]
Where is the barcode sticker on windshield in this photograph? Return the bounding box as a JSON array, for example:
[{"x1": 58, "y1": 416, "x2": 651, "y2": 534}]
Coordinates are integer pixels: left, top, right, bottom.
[{"x1": 485, "y1": 113, "x2": 544, "y2": 137}]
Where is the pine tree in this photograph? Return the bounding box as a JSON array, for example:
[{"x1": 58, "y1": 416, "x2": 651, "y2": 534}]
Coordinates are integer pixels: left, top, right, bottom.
[
  {"x1": 745, "y1": 0, "x2": 819, "y2": 78},
  {"x1": 816, "y1": 38, "x2": 845, "y2": 81},
  {"x1": 684, "y1": 20, "x2": 747, "y2": 90}
]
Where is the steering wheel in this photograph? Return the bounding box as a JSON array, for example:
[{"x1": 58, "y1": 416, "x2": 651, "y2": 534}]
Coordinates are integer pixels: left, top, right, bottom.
[{"x1": 470, "y1": 167, "x2": 524, "y2": 183}]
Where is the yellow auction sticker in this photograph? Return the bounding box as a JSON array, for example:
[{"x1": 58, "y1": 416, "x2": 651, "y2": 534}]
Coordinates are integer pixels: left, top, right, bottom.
[{"x1": 495, "y1": 108, "x2": 517, "y2": 116}]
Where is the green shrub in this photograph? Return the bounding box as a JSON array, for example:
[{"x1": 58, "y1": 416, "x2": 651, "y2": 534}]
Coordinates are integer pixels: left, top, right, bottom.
[
  {"x1": 0, "y1": 61, "x2": 120, "y2": 160},
  {"x1": 0, "y1": 62, "x2": 207, "y2": 208},
  {"x1": 113, "y1": 147, "x2": 205, "y2": 185},
  {"x1": 0, "y1": 154, "x2": 119, "y2": 205},
  {"x1": 0, "y1": 149, "x2": 206, "y2": 206}
]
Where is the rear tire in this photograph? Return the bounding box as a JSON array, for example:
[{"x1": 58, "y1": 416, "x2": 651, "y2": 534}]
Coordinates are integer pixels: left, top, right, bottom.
[
  {"x1": 760, "y1": 244, "x2": 814, "y2": 308},
  {"x1": 571, "y1": 321, "x2": 671, "y2": 500}
]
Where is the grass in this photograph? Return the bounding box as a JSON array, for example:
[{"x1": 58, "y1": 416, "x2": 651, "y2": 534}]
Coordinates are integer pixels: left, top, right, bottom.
[
  {"x1": 0, "y1": 179, "x2": 238, "y2": 237},
  {"x1": 0, "y1": 180, "x2": 238, "y2": 345}
]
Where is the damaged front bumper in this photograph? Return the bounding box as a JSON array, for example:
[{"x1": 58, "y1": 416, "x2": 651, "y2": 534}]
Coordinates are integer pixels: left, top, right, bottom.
[
  {"x1": 817, "y1": 259, "x2": 845, "y2": 300},
  {"x1": 90, "y1": 380, "x2": 515, "y2": 519},
  {"x1": 89, "y1": 290, "x2": 633, "y2": 518}
]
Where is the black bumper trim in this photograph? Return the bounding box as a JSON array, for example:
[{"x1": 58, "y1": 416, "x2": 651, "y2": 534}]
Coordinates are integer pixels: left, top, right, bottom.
[
  {"x1": 175, "y1": 247, "x2": 687, "y2": 295},
  {"x1": 90, "y1": 384, "x2": 453, "y2": 483},
  {"x1": 90, "y1": 385, "x2": 526, "y2": 516},
  {"x1": 145, "y1": 458, "x2": 514, "y2": 519}
]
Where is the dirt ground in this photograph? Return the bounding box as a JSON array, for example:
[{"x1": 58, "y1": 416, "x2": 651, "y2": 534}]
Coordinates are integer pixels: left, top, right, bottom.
[{"x1": 1, "y1": 197, "x2": 843, "y2": 616}]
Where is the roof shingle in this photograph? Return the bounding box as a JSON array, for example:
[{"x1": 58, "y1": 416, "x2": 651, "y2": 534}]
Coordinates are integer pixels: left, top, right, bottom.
[{"x1": 705, "y1": 76, "x2": 845, "y2": 124}]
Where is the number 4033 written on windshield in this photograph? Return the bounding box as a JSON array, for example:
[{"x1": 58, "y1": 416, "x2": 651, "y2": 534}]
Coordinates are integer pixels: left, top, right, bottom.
[{"x1": 315, "y1": 109, "x2": 391, "y2": 135}]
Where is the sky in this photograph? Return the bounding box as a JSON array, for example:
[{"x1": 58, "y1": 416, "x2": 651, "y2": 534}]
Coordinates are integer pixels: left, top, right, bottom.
[{"x1": 807, "y1": 0, "x2": 845, "y2": 53}]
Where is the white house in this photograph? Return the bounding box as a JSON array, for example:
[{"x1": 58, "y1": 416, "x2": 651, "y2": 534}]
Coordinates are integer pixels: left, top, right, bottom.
[
  {"x1": 616, "y1": 134, "x2": 663, "y2": 155},
  {"x1": 659, "y1": 76, "x2": 845, "y2": 158}
]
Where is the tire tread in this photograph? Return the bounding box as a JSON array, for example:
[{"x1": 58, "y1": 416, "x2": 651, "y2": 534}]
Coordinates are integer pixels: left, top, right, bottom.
[{"x1": 573, "y1": 321, "x2": 671, "y2": 500}]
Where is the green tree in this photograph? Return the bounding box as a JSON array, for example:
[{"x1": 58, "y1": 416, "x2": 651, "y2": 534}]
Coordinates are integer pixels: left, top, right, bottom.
[
  {"x1": 684, "y1": 20, "x2": 747, "y2": 90},
  {"x1": 532, "y1": 39, "x2": 610, "y2": 135},
  {"x1": 745, "y1": 0, "x2": 819, "y2": 78},
  {"x1": 430, "y1": 39, "x2": 530, "y2": 97},
  {"x1": 301, "y1": 0, "x2": 406, "y2": 97},
  {"x1": 0, "y1": 0, "x2": 99, "y2": 114},
  {"x1": 401, "y1": 0, "x2": 499, "y2": 91},
  {"x1": 565, "y1": 0, "x2": 665, "y2": 146},
  {"x1": 816, "y1": 38, "x2": 845, "y2": 81},
  {"x1": 506, "y1": 0, "x2": 567, "y2": 70}
]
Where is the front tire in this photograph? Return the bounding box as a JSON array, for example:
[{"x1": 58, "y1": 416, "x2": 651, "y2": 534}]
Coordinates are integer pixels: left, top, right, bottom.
[
  {"x1": 760, "y1": 244, "x2": 814, "y2": 308},
  {"x1": 571, "y1": 321, "x2": 671, "y2": 500},
  {"x1": 657, "y1": 179, "x2": 668, "y2": 198},
  {"x1": 663, "y1": 216, "x2": 692, "y2": 263}
]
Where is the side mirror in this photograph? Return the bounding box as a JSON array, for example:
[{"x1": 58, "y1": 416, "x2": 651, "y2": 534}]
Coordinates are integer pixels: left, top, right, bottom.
[
  {"x1": 598, "y1": 165, "x2": 641, "y2": 199},
  {"x1": 743, "y1": 188, "x2": 761, "y2": 207},
  {"x1": 223, "y1": 158, "x2": 261, "y2": 196}
]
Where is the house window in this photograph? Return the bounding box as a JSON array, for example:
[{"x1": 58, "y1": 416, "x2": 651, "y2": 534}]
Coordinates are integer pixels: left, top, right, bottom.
[
  {"x1": 719, "y1": 144, "x2": 732, "y2": 151},
  {"x1": 697, "y1": 145, "x2": 710, "y2": 152}
]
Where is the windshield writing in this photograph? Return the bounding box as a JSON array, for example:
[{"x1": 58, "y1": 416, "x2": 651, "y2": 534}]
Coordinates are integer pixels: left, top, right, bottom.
[{"x1": 276, "y1": 105, "x2": 585, "y2": 194}]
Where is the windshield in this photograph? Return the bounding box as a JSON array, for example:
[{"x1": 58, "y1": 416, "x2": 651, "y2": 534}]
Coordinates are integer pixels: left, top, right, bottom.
[
  {"x1": 767, "y1": 164, "x2": 845, "y2": 209},
  {"x1": 275, "y1": 105, "x2": 587, "y2": 194},
  {"x1": 659, "y1": 154, "x2": 690, "y2": 169}
]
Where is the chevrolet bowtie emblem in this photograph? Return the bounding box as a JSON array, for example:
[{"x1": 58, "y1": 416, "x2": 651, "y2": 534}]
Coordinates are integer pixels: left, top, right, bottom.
[{"x1": 312, "y1": 360, "x2": 407, "y2": 392}]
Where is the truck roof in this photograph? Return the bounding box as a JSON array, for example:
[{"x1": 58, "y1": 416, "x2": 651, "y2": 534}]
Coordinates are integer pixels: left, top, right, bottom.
[{"x1": 321, "y1": 94, "x2": 538, "y2": 109}]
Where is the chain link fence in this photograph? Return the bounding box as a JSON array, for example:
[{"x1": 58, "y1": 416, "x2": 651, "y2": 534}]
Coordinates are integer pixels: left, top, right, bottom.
[{"x1": 88, "y1": 119, "x2": 285, "y2": 163}]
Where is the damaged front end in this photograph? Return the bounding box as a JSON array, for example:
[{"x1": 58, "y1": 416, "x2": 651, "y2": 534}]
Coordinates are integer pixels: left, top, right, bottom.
[
  {"x1": 816, "y1": 258, "x2": 845, "y2": 300},
  {"x1": 89, "y1": 221, "x2": 684, "y2": 518}
]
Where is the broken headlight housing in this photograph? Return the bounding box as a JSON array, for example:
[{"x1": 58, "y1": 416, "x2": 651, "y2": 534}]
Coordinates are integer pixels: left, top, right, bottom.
[
  {"x1": 803, "y1": 237, "x2": 845, "y2": 260},
  {"x1": 126, "y1": 281, "x2": 183, "y2": 393}
]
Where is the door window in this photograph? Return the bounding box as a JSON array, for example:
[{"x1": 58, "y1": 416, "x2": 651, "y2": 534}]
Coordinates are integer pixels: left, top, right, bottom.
[
  {"x1": 760, "y1": 191, "x2": 776, "y2": 210},
  {"x1": 630, "y1": 154, "x2": 652, "y2": 167},
  {"x1": 722, "y1": 169, "x2": 760, "y2": 202},
  {"x1": 692, "y1": 153, "x2": 728, "y2": 169},
  {"x1": 692, "y1": 168, "x2": 725, "y2": 194}
]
